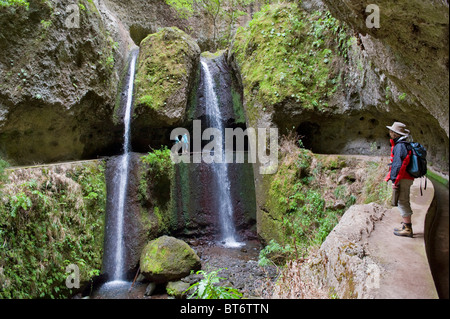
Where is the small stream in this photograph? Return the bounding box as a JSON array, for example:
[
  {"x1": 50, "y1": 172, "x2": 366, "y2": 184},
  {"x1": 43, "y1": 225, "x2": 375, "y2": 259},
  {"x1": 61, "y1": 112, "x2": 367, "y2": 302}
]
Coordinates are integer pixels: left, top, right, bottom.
[{"x1": 426, "y1": 177, "x2": 449, "y2": 299}]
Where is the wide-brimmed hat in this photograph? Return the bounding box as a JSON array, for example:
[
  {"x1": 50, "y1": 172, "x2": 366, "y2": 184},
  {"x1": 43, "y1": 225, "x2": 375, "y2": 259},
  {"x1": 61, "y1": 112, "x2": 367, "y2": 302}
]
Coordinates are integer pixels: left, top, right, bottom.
[{"x1": 386, "y1": 122, "x2": 410, "y2": 136}]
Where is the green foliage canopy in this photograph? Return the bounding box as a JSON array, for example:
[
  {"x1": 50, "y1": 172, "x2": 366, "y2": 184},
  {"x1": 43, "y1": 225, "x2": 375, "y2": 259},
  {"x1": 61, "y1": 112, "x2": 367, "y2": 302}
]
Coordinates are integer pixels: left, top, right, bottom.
[{"x1": 0, "y1": 0, "x2": 29, "y2": 9}]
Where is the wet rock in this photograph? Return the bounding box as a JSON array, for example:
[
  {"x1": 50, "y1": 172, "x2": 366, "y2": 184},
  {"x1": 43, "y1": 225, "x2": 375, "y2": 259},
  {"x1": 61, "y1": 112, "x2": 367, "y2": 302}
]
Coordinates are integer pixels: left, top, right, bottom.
[
  {"x1": 0, "y1": 0, "x2": 123, "y2": 165},
  {"x1": 144, "y1": 282, "x2": 157, "y2": 296}
]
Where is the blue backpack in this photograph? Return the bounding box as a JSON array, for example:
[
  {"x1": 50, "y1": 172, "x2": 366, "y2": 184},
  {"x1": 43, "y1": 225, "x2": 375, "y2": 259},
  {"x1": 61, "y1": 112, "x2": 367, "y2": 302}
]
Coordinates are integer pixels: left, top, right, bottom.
[{"x1": 406, "y1": 142, "x2": 427, "y2": 178}]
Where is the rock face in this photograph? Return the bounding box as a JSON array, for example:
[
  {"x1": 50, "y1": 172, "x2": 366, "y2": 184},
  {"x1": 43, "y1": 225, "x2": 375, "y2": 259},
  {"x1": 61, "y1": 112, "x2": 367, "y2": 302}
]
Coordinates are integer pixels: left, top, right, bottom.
[
  {"x1": 1, "y1": 0, "x2": 255, "y2": 165},
  {"x1": 139, "y1": 235, "x2": 201, "y2": 283},
  {"x1": 320, "y1": 0, "x2": 449, "y2": 175},
  {"x1": 306, "y1": 203, "x2": 388, "y2": 299},
  {"x1": 171, "y1": 160, "x2": 257, "y2": 241},
  {"x1": 229, "y1": 0, "x2": 448, "y2": 175},
  {"x1": 132, "y1": 27, "x2": 201, "y2": 151},
  {"x1": 95, "y1": 0, "x2": 258, "y2": 51},
  {"x1": 0, "y1": 0, "x2": 123, "y2": 165},
  {"x1": 321, "y1": 0, "x2": 449, "y2": 138}
]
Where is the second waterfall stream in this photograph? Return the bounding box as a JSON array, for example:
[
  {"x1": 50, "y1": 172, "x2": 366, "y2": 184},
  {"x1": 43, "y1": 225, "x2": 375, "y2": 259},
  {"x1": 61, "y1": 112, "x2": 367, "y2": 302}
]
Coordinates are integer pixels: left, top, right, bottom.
[{"x1": 201, "y1": 58, "x2": 243, "y2": 248}]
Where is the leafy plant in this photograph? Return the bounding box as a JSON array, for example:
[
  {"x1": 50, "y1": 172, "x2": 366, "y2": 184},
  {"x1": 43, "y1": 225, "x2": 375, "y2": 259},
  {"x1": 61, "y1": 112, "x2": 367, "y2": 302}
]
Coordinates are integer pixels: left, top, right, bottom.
[
  {"x1": 141, "y1": 146, "x2": 174, "y2": 179},
  {"x1": 185, "y1": 269, "x2": 242, "y2": 299},
  {"x1": 258, "y1": 239, "x2": 295, "y2": 266}
]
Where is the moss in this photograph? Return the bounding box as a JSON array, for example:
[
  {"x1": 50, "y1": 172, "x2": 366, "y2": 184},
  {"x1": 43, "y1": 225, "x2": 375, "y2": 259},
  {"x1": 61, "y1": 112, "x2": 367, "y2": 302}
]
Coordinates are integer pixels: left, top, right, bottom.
[
  {"x1": 426, "y1": 170, "x2": 449, "y2": 188},
  {"x1": 166, "y1": 280, "x2": 190, "y2": 298},
  {"x1": 201, "y1": 50, "x2": 226, "y2": 59},
  {"x1": 139, "y1": 147, "x2": 176, "y2": 238},
  {"x1": 186, "y1": 64, "x2": 201, "y2": 121},
  {"x1": 134, "y1": 27, "x2": 195, "y2": 111},
  {"x1": 0, "y1": 161, "x2": 106, "y2": 298},
  {"x1": 231, "y1": 87, "x2": 246, "y2": 124},
  {"x1": 260, "y1": 147, "x2": 315, "y2": 246},
  {"x1": 140, "y1": 236, "x2": 201, "y2": 281},
  {"x1": 231, "y1": 2, "x2": 348, "y2": 126}
]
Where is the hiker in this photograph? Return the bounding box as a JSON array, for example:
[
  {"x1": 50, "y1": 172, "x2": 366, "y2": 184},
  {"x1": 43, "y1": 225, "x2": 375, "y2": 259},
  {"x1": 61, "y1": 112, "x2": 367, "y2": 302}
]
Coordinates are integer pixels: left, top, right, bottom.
[
  {"x1": 385, "y1": 122, "x2": 415, "y2": 237},
  {"x1": 182, "y1": 133, "x2": 189, "y2": 154}
]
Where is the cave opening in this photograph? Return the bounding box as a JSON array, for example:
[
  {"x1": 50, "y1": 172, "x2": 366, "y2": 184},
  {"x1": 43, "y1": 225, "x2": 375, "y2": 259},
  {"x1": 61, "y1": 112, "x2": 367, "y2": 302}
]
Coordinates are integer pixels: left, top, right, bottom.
[{"x1": 296, "y1": 121, "x2": 321, "y2": 151}]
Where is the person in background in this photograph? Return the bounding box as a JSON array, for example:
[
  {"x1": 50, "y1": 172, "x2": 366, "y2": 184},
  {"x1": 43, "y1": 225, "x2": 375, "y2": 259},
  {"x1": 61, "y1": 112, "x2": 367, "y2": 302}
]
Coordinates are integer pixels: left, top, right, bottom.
[
  {"x1": 174, "y1": 135, "x2": 181, "y2": 154},
  {"x1": 182, "y1": 133, "x2": 189, "y2": 154},
  {"x1": 385, "y1": 122, "x2": 415, "y2": 237}
]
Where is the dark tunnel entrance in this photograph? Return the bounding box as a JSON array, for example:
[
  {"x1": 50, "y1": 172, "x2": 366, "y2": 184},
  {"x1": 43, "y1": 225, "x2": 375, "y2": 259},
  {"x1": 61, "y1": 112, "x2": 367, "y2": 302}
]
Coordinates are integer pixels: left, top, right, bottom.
[{"x1": 296, "y1": 121, "x2": 320, "y2": 151}]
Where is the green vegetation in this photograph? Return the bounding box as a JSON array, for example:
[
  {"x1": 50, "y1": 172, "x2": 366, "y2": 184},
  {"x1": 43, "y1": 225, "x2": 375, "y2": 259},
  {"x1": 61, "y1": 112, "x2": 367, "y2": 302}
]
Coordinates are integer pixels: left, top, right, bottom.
[
  {"x1": 164, "y1": 0, "x2": 195, "y2": 18},
  {"x1": 258, "y1": 134, "x2": 390, "y2": 266},
  {"x1": 139, "y1": 147, "x2": 176, "y2": 235},
  {"x1": 164, "y1": 0, "x2": 255, "y2": 48},
  {"x1": 232, "y1": 2, "x2": 349, "y2": 124},
  {"x1": 134, "y1": 27, "x2": 195, "y2": 111},
  {"x1": 427, "y1": 170, "x2": 449, "y2": 188},
  {"x1": 0, "y1": 162, "x2": 106, "y2": 298},
  {"x1": 0, "y1": 0, "x2": 29, "y2": 9},
  {"x1": 185, "y1": 268, "x2": 242, "y2": 299},
  {"x1": 231, "y1": 87, "x2": 246, "y2": 124},
  {"x1": 141, "y1": 146, "x2": 174, "y2": 180},
  {"x1": 259, "y1": 147, "x2": 344, "y2": 265}
]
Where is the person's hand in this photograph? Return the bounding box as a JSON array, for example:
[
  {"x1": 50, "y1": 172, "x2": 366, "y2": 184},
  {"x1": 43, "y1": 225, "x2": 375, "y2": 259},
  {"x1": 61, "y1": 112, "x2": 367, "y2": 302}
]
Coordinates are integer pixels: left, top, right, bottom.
[{"x1": 392, "y1": 184, "x2": 399, "y2": 189}]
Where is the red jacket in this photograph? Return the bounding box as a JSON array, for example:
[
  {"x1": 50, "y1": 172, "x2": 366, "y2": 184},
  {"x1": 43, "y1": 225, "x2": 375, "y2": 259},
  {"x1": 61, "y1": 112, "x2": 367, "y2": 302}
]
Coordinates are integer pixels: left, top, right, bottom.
[{"x1": 385, "y1": 137, "x2": 414, "y2": 185}]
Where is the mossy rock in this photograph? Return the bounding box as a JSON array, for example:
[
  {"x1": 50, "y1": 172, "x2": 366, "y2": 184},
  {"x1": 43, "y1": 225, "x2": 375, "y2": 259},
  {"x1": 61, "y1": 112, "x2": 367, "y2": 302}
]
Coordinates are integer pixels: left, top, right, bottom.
[
  {"x1": 166, "y1": 280, "x2": 191, "y2": 299},
  {"x1": 230, "y1": 2, "x2": 347, "y2": 128},
  {"x1": 134, "y1": 27, "x2": 201, "y2": 126},
  {"x1": 140, "y1": 235, "x2": 201, "y2": 283}
]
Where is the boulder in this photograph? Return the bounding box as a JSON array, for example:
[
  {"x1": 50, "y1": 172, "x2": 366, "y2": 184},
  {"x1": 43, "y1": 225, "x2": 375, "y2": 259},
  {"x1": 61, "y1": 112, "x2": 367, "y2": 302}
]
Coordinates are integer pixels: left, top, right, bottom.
[
  {"x1": 131, "y1": 27, "x2": 201, "y2": 151},
  {"x1": 140, "y1": 236, "x2": 201, "y2": 283},
  {"x1": 166, "y1": 280, "x2": 191, "y2": 299}
]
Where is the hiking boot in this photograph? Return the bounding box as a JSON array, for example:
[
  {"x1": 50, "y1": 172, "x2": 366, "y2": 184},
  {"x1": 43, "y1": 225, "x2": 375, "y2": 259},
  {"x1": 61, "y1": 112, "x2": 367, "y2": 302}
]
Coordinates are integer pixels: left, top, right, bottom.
[
  {"x1": 393, "y1": 222, "x2": 406, "y2": 231},
  {"x1": 393, "y1": 223, "x2": 413, "y2": 238}
]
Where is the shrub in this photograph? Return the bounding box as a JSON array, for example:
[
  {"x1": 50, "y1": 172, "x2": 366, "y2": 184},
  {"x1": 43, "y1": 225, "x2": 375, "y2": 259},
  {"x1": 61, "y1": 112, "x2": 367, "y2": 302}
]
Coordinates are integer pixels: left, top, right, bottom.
[
  {"x1": 0, "y1": 162, "x2": 106, "y2": 298},
  {"x1": 185, "y1": 269, "x2": 242, "y2": 299}
]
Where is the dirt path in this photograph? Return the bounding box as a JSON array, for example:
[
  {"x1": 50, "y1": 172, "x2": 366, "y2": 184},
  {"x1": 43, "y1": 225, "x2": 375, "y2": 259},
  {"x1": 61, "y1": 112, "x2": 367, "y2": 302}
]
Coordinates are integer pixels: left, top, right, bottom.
[
  {"x1": 5, "y1": 159, "x2": 103, "y2": 171},
  {"x1": 367, "y1": 178, "x2": 439, "y2": 299}
]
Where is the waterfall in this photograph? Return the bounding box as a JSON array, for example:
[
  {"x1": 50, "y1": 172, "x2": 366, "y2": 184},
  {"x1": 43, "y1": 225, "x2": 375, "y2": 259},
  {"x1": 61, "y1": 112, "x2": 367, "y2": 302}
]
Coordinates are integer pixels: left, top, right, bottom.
[
  {"x1": 103, "y1": 49, "x2": 139, "y2": 286},
  {"x1": 201, "y1": 59, "x2": 242, "y2": 248}
]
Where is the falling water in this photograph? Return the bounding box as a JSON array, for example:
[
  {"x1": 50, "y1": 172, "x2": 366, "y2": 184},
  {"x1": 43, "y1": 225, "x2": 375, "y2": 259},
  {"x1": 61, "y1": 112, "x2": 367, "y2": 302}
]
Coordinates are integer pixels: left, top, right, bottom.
[
  {"x1": 103, "y1": 49, "x2": 138, "y2": 288},
  {"x1": 201, "y1": 59, "x2": 242, "y2": 248}
]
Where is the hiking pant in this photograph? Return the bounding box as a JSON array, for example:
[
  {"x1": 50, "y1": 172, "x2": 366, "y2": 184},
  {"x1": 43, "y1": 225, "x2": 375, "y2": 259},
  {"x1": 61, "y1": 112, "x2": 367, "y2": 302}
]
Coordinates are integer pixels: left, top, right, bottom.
[{"x1": 397, "y1": 179, "x2": 414, "y2": 218}]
